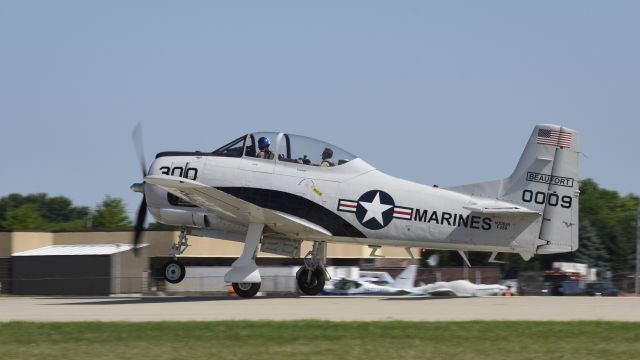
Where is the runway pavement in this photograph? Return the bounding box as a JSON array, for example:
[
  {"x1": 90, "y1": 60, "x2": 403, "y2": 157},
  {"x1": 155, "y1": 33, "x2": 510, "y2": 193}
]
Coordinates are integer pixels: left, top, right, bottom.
[{"x1": 2, "y1": 295, "x2": 640, "y2": 322}]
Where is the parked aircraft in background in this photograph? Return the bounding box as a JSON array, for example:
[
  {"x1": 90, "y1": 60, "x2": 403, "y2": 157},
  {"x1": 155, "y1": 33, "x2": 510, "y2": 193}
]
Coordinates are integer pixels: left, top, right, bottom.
[
  {"x1": 417, "y1": 280, "x2": 507, "y2": 297},
  {"x1": 131, "y1": 124, "x2": 579, "y2": 298},
  {"x1": 322, "y1": 265, "x2": 421, "y2": 295},
  {"x1": 323, "y1": 265, "x2": 507, "y2": 297}
]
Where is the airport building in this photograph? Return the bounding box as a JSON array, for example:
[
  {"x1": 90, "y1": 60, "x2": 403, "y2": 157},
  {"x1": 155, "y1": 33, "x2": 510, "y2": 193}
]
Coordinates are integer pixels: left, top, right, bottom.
[{"x1": 11, "y1": 244, "x2": 148, "y2": 295}]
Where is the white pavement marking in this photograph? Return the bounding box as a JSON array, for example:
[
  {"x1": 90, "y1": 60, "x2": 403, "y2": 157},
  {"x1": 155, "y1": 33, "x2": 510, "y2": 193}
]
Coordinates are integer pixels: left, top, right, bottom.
[{"x1": 1, "y1": 296, "x2": 639, "y2": 322}]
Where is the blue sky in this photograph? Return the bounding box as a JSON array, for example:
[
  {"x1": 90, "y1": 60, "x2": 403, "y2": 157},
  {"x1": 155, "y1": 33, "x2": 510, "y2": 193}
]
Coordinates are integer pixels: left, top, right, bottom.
[{"x1": 1, "y1": 1, "x2": 638, "y2": 218}]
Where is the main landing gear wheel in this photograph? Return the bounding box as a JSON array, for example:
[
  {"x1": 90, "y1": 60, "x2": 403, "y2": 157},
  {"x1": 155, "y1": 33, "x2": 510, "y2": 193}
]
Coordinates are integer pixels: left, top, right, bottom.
[
  {"x1": 163, "y1": 259, "x2": 186, "y2": 284},
  {"x1": 232, "y1": 282, "x2": 261, "y2": 298},
  {"x1": 297, "y1": 268, "x2": 325, "y2": 296}
]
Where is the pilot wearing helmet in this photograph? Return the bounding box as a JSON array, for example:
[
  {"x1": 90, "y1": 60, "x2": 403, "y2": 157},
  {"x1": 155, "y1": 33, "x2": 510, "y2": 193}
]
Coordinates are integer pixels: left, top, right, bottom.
[
  {"x1": 320, "y1": 147, "x2": 334, "y2": 167},
  {"x1": 257, "y1": 136, "x2": 274, "y2": 159}
]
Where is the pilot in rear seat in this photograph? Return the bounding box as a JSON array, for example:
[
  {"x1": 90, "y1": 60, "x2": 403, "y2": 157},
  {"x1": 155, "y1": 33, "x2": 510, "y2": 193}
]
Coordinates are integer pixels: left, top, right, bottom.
[{"x1": 320, "y1": 147, "x2": 334, "y2": 167}]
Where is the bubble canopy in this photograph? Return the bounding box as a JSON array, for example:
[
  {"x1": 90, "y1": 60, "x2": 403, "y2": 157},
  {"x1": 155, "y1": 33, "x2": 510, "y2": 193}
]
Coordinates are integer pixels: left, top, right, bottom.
[{"x1": 212, "y1": 132, "x2": 357, "y2": 167}]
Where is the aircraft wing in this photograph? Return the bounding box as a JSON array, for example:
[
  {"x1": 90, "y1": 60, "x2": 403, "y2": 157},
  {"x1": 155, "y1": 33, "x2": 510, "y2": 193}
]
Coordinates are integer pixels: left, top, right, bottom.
[{"x1": 145, "y1": 175, "x2": 332, "y2": 238}]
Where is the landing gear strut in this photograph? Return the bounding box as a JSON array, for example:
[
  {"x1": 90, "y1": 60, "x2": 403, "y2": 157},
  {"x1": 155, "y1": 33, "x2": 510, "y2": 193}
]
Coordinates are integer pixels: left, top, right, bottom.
[
  {"x1": 170, "y1": 228, "x2": 190, "y2": 258},
  {"x1": 296, "y1": 241, "x2": 328, "y2": 296},
  {"x1": 224, "y1": 223, "x2": 263, "y2": 298},
  {"x1": 163, "y1": 228, "x2": 190, "y2": 284}
]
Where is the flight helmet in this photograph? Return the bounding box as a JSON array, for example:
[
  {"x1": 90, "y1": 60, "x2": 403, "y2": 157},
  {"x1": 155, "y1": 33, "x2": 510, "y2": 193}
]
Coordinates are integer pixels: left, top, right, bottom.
[{"x1": 258, "y1": 136, "x2": 270, "y2": 150}]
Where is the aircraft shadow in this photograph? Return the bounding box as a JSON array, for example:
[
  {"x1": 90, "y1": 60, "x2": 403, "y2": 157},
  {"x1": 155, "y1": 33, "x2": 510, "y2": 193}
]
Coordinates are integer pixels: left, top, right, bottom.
[
  {"x1": 381, "y1": 296, "x2": 473, "y2": 301},
  {"x1": 43, "y1": 295, "x2": 300, "y2": 306},
  {"x1": 39, "y1": 295, "x2": 471, "y2": 305}
]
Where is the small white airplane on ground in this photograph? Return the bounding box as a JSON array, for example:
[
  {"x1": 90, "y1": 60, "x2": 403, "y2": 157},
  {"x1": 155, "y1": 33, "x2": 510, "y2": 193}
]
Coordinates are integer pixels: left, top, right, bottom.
[
  {"x1": 131, "y1": 124, "x2": 579, "y2": 298},
  {"x1": 323, "y1": 265, "x2": 421, "y2": 295},
  {"x1": 417, "y1": 280, "x2": 507, "y2": 297},
  {"x1": 323, "y1": 265, "x2": 507, "y2": 297}
]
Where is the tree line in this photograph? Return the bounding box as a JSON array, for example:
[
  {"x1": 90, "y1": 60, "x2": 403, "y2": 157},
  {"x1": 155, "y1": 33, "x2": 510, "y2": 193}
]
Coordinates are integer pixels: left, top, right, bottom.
[
  {"x1": 574, "y1": 179, "x2": 639, "y2": 276},
  {"x1": 0, "y1": 194, "x2": 132, "y2": 231}
]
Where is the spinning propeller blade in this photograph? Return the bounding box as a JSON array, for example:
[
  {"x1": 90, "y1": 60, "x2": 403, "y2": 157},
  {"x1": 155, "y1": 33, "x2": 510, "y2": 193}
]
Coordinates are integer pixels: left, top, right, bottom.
[
  {"x1": 131, "y1": 122, "x2": 147, "y2": 256},
  {"x1": 132, "y1": 122, "x2": 147, "y2": 177},
  {"x1": 133, "y1": 195, "x2": 147, "y2": 255}
]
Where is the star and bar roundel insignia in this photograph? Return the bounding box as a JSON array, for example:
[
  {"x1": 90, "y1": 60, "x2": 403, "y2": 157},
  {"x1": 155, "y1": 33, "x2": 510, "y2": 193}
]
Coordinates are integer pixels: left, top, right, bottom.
[{"x1": 337, "y1": 190, "x2": 413, "y2": 230}]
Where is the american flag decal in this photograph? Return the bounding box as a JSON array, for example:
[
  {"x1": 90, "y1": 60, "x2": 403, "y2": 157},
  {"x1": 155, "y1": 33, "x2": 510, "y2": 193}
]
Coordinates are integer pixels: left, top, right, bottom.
[
  {"x1": 537, "y1": 128, "x2": 572, "y2": 149},
  {"x1": 393, "y1": 206, "x2": 413, "y2": 220},
  {"x1": 337, "y1": 199, "x2": 358, "y2": 213}
]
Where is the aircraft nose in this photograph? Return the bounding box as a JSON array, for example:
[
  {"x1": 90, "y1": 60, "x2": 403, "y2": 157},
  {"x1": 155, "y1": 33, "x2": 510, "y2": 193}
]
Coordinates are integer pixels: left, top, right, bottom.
[{"x1": 130, "y1": 182, "x2": 144, "y2": 193}]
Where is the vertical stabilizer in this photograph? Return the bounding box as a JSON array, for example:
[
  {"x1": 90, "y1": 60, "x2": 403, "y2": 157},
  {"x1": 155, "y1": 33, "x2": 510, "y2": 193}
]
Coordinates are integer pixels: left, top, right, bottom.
[
  {"x1": 501, "y1": 125, "x2": 580, "y2": 253},
  {"x1": 392, "y1": 265, "x2": 417, "y2": 289},
  {"x1": 447, "y1": 124, "x2": 580, "y2": 254}
]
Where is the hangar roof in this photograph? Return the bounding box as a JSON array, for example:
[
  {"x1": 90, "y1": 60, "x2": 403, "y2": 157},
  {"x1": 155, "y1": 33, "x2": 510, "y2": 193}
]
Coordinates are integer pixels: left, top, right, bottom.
[{"x1": 12, "y1": 243, "x2": 148, "y2": 256}]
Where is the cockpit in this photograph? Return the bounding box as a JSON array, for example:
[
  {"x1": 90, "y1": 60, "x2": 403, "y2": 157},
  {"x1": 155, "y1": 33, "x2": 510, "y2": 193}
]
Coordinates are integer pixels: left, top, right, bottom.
[
  {"x1": 333, "y1": 279, "x2": 363, "y2": 290},
  {"x1": 212, "y1": 132, "x2": 357, "y2": 167}
]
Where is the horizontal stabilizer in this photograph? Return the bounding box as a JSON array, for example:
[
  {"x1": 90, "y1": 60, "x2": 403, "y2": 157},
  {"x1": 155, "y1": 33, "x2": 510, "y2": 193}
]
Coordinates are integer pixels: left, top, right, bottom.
[
  {"x1": 463, "y1": 199, "x2": 541, "y2": 215},
  {"x1": 462, "y1": 205, "x2": 541, "y2": 215}
]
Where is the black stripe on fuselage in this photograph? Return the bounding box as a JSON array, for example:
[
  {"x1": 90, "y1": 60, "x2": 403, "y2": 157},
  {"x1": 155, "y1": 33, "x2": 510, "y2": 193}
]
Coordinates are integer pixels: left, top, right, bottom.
[{"x1": 216, "y1": 187, "x2": 366, "y2": 238}]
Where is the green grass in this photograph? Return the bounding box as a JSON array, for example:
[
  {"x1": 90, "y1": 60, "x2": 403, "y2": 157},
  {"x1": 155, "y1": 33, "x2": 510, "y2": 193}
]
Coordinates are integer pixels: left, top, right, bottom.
[{"x1": 0, "y1": 321, "x2": 639, "y2": 360}]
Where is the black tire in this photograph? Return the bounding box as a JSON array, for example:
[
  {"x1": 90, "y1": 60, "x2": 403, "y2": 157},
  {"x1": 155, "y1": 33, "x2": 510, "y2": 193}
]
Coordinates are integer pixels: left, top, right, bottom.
[
  {"x1": 297, "y1": 268, "x2": 325, "y2": 295},
  {"x1": 163, "y1": 259, "x2": 186, "y2": 284},
  {"x1": 232, "y1": 282, "x2": 261, "y2": 298}
]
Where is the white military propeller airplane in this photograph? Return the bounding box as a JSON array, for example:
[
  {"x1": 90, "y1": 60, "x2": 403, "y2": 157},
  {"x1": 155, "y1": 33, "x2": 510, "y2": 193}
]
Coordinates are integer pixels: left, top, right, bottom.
[{"x1": 130, "y1": 124, "x2": 579, "y2": 298}]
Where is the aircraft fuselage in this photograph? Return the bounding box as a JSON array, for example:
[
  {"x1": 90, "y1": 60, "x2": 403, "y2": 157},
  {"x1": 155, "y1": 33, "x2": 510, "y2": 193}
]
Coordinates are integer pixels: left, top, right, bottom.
[{"x1": 145, "y1": 152, "x2": 540, "y2": 256}]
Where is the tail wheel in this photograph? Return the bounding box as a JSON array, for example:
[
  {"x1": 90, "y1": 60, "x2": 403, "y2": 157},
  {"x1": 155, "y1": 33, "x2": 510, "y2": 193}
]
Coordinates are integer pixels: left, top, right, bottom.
[
  {"x1": 163, "y1": 259, "x2": 186, "y2": 284},
  {"x1": 232, "y1": 282, "x2": 261, "y2": 298},
  {"x1": 297, "y1": 268, "x2": 325, "y2": 295}
]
